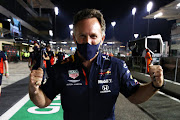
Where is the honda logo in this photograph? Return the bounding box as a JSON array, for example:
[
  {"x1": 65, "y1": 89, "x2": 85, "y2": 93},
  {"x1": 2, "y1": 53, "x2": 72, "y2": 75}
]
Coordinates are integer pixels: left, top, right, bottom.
[{"x1": 102, "y1": 85, "x2": 109, "y2": 91}]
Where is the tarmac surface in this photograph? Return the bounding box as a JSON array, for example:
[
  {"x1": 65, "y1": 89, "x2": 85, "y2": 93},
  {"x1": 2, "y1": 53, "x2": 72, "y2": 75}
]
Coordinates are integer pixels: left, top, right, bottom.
[
  {"x1": 1, "y1": 62, "x2": 30, "y2": 88},
  {"x1": 0, "y1": 62, "x2": 179, "y2": 120}
]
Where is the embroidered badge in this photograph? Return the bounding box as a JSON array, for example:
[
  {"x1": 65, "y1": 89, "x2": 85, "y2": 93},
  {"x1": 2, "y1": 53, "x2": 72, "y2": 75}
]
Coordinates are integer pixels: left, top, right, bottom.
[
  {"x1": 100, "y1": 85, "x2": 111, "y2": 93},
  {"x1": 68, "y1": 70, "x2": 79, "y2": 79},
  {"x1": 99, "y1": 68, "x2": 111, "y2": 75},
  {"x1": 123, "y1": 63, "x2": 128, "y2": 68}
]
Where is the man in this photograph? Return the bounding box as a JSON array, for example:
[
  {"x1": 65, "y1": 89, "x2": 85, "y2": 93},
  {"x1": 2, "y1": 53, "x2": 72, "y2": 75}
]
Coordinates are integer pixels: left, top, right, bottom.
[
  {"x1": 141, "y1": 48, "x2": 147, "y2": 72},
  {"x1": 28, "y1": 42, "x2": 41, "y2": 71},
  {"x1": 0, "y1": 50, "x2": 9, "y2": 96},
  {"x1": 44, "y1": 45, "x2": 54, "y2": 78},
  {"x1": 46, "y1": 45, "x2": 54, "y2": 66},
  {"x1": 145, "y1": 49, "x2": 152, "y2": 74},
  {"x1": 29, "y1": 9, "x2": 164, "y2": 120},
  {"x1": 56, "y1": 48, "x2": 65, "y2": 63},
  {"x1": 29, "y1": 42, "x2": 49, "y2": 81}
]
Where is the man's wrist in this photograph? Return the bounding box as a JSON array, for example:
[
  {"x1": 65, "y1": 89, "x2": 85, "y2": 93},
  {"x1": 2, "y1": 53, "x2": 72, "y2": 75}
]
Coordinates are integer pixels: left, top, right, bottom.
[{"x1": 152, "y1": 80, "x2": 165, "y2": 90}]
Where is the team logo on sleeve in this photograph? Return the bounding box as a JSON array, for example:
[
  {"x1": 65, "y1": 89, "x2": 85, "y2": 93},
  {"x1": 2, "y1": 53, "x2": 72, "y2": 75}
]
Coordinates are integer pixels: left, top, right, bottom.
[
  {"x1": 133, "y1": 79, "x2": 139, "y2": 85},
  {"x1": 130, "y1": 75, "x2": 139, "y2": 85},
  {"x1": 123, "y1": 63, "x2": 128, "y2": 68},
  {"x1": 68, "y1": 70, "x2": 79, "y2": 79}
]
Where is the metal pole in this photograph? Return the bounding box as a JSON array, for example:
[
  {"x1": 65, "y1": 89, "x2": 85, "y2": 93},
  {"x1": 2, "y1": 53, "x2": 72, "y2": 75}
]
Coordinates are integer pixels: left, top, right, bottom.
[
  {"x1": 174, "y1": 57, "x2": 178, "y2": 82},
  {"x1": 39, "y1": 6, "x2": 41, "y2": 17},
  {"x1": 147, "y1": 12, "x2": 150, "y2": 35},
  {"x1": 31, "y1": 0, "x2": 33, "y2": 8},
  {"x1": 54, "y1": 14, "x2": 56, "y2": 40},
  {"x1": 132, "y1": 15, "x2": 135, "y2": 40},
  {"x1": 145, "y1": 59, "x2": 147, "y2": 74},
  {"x1": 112, "y1": 27, "x2": 114, "y2": 54}
]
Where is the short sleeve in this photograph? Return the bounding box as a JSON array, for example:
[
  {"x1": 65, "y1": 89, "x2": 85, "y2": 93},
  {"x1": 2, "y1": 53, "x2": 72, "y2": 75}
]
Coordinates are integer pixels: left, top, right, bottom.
[
  {"x1": 2, "y1": 52, "x2": 7, "y2": 61},
  {"x1": 119, "y1": 61, "x2": 140, "y2": 98}
]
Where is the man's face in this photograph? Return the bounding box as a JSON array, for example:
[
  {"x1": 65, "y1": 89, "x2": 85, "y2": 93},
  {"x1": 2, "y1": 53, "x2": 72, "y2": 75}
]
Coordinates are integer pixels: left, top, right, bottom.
[
  {"x1": 34, "y1": 43, "x2": 40, "y2": 48},
  {"x1": 73, "y1": 18, "x2": 105, "y2": 45},
  {"x1": 47, "y1": 47, "x2": 51, "y2": 51}
]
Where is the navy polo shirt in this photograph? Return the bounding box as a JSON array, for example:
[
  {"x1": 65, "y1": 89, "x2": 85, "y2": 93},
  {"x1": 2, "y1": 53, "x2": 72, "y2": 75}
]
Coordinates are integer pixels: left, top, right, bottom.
[{"x1": 41, "y1": 51, "x2": 140, "y2": 120}]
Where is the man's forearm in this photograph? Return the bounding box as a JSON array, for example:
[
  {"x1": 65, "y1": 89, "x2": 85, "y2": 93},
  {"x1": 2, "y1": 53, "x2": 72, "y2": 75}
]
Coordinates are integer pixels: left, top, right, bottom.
[
  {"x1": 29, "y1": 86, "x2": 51, "y2": 108},
  {"x1": 128, "y1": 82, "x2": 158, "y2": 104},
  {"x1": 4, "y1": 60, "x2": 8, "y2": 73}
]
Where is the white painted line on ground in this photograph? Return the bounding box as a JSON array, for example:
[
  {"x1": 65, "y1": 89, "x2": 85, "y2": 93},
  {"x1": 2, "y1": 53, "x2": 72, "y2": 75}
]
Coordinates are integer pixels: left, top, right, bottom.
[
  {"x1": 164, "y1": 79, "x2": 180, "y2": 86},
  {"x1": 158, "y1": 91, "x2": 180, "y2": 103},
  {"x1": 141, "y1": 73, "x2": 180, "y2": 86},
  {"x1": 0, "y1": 94, "x2": 29, "y2": 120}
]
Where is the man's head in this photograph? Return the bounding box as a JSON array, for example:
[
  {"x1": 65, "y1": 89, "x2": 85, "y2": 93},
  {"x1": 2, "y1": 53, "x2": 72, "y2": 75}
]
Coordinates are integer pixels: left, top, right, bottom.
[
  {"x1": 46, "y1": 45, "x2": 51, "y2": 51},
  {"x1": 33, "y1": 42, "x2": 40, "y2": 51},
  {"x1": 34, "y1": 41, "x2": 40, "y2": 48},
  {"x1": 73, "y1": 9, "x2": 106, "y2": 37},
  {"x1": 73, "y1": 9, "x2": 106, "y2": 60},
  {"x1": 146, "y1": 49, "x2": 149, "y2": 52},
  {"x1": 59, "y1": 47, "x2": 63, "y2": 52}
]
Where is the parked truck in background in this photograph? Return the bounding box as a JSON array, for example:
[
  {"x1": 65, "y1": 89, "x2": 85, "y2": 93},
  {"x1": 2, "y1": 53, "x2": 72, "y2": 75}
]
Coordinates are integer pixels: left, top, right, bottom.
[{"x1": 128, "y1": 34, "x2": 165, "y2": 65}]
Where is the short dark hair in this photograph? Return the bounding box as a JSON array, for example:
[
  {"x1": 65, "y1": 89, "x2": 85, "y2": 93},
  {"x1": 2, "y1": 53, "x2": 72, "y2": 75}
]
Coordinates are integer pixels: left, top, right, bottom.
[
  {"x1": 73, "y1": 9, "x2": 106, "y2": 35},
  {"x1": 46, "y1": 44, "x2": 51, "y2": 48}
]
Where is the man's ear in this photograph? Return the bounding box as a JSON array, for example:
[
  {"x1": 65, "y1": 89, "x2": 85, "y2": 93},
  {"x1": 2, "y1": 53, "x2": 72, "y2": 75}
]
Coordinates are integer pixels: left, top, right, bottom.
[{"x1": 100, "y1": 35, "x2": 105, "y2": 45}]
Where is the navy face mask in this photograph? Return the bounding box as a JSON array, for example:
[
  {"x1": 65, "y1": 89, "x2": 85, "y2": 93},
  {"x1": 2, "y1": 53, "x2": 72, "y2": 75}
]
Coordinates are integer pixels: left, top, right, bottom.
[{"x1": 77, "y1": 42, "x2": 101, "y2": 60}]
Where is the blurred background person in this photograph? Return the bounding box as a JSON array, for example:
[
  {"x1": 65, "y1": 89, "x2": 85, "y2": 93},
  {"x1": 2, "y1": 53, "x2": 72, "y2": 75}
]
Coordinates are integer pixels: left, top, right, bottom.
[
  {"x1": 145, "y1": 49, "x2": 152, "y2": 74},
  {"x1": 0, "y1": 50, "x2": 9, "y2": 96},
  {"x1": 56, "y1": 47, "x2": 65, "y2": 63},
  {"x1": 28, "y1": 42, "x2": 40, "y2": 71}
]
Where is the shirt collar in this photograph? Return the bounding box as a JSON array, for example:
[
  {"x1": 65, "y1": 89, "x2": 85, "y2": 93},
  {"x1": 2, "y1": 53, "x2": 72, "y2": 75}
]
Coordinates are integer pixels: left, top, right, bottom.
[
  {"x1": 96, "y1": 51, "x2": 102, "y2": 66},
  {"x1": 74, "y1": 51, "x2": 83, "y2": 66}
]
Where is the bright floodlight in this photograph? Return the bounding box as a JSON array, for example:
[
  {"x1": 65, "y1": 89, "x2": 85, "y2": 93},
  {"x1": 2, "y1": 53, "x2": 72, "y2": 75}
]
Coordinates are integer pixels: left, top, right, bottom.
[
  {"x1": 70, "y1": 30, "x2": 73, "y2": 36},
  {"x1": 49, "y1": 30, "x2": 53, "y2": 37},
  {"x1": 69, "y1": 24, "x2": 73, "y2": 30},
  {"x1": 132, "y1": 7, "x2": 137, "y2": 16},
  {"x1": 54, "y1": 7, "x2": 59, "y2": 15},
  {"x1": 134, "y1": 34, "x2": 139, "y2": 39},
  {"x1": 176, "y1": 3, "x2": 180, "y2": 9},
  {"x1": 49, "y1": 41, "x2": 56, "y2": 44},
  {"x1": 61, "y1": 41, "x2": 67, "y2": 44},
  {"x1": 147, "y1": 1, "x2": 153, "y2": 12},
  {"x1": 154, "y1": 12, "x2": 163, "y2": 19},
  {"x1": 177, "y1": 3, "x2": 180, "y2": 7},
  {"x1": 111, "y1": 21, "x2": 116, "y2": 27},
  {"x1": 7, "y1": 19, "x2": 11, "y2": 22}
]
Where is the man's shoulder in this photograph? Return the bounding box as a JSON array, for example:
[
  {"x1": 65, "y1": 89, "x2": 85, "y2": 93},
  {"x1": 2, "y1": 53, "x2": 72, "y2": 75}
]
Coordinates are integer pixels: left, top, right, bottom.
[
  {"x1": 58, "y1": 52, "x2": 65, "y2": 55},
  {"x1": 100, "y1": 54, "x2": 126, "y2": 70},
  {"x1": 0, "y1": 51, "x2": 5, "y2": 57},
  {"x1": 61, "y1": 55, "x2": 74, "y2": 64},
  {"x1": 0, "y1": 51, "x2": 4, "y2": 54},
  {"x1": 101, "y1": 54, "x2": 124, "y2": 64},
  {"x1": 50, "y1": 51, "x2": 54, "y2": 54},
  {"x1": 55, "y1": 55, "x2": 74, "y2": 66},
  {"x1": 53, "y1": 55, "x2": 75, "y2": 73},
  {"x1": 111, "y1": 56, "x2": 124, "y2": 63}
]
